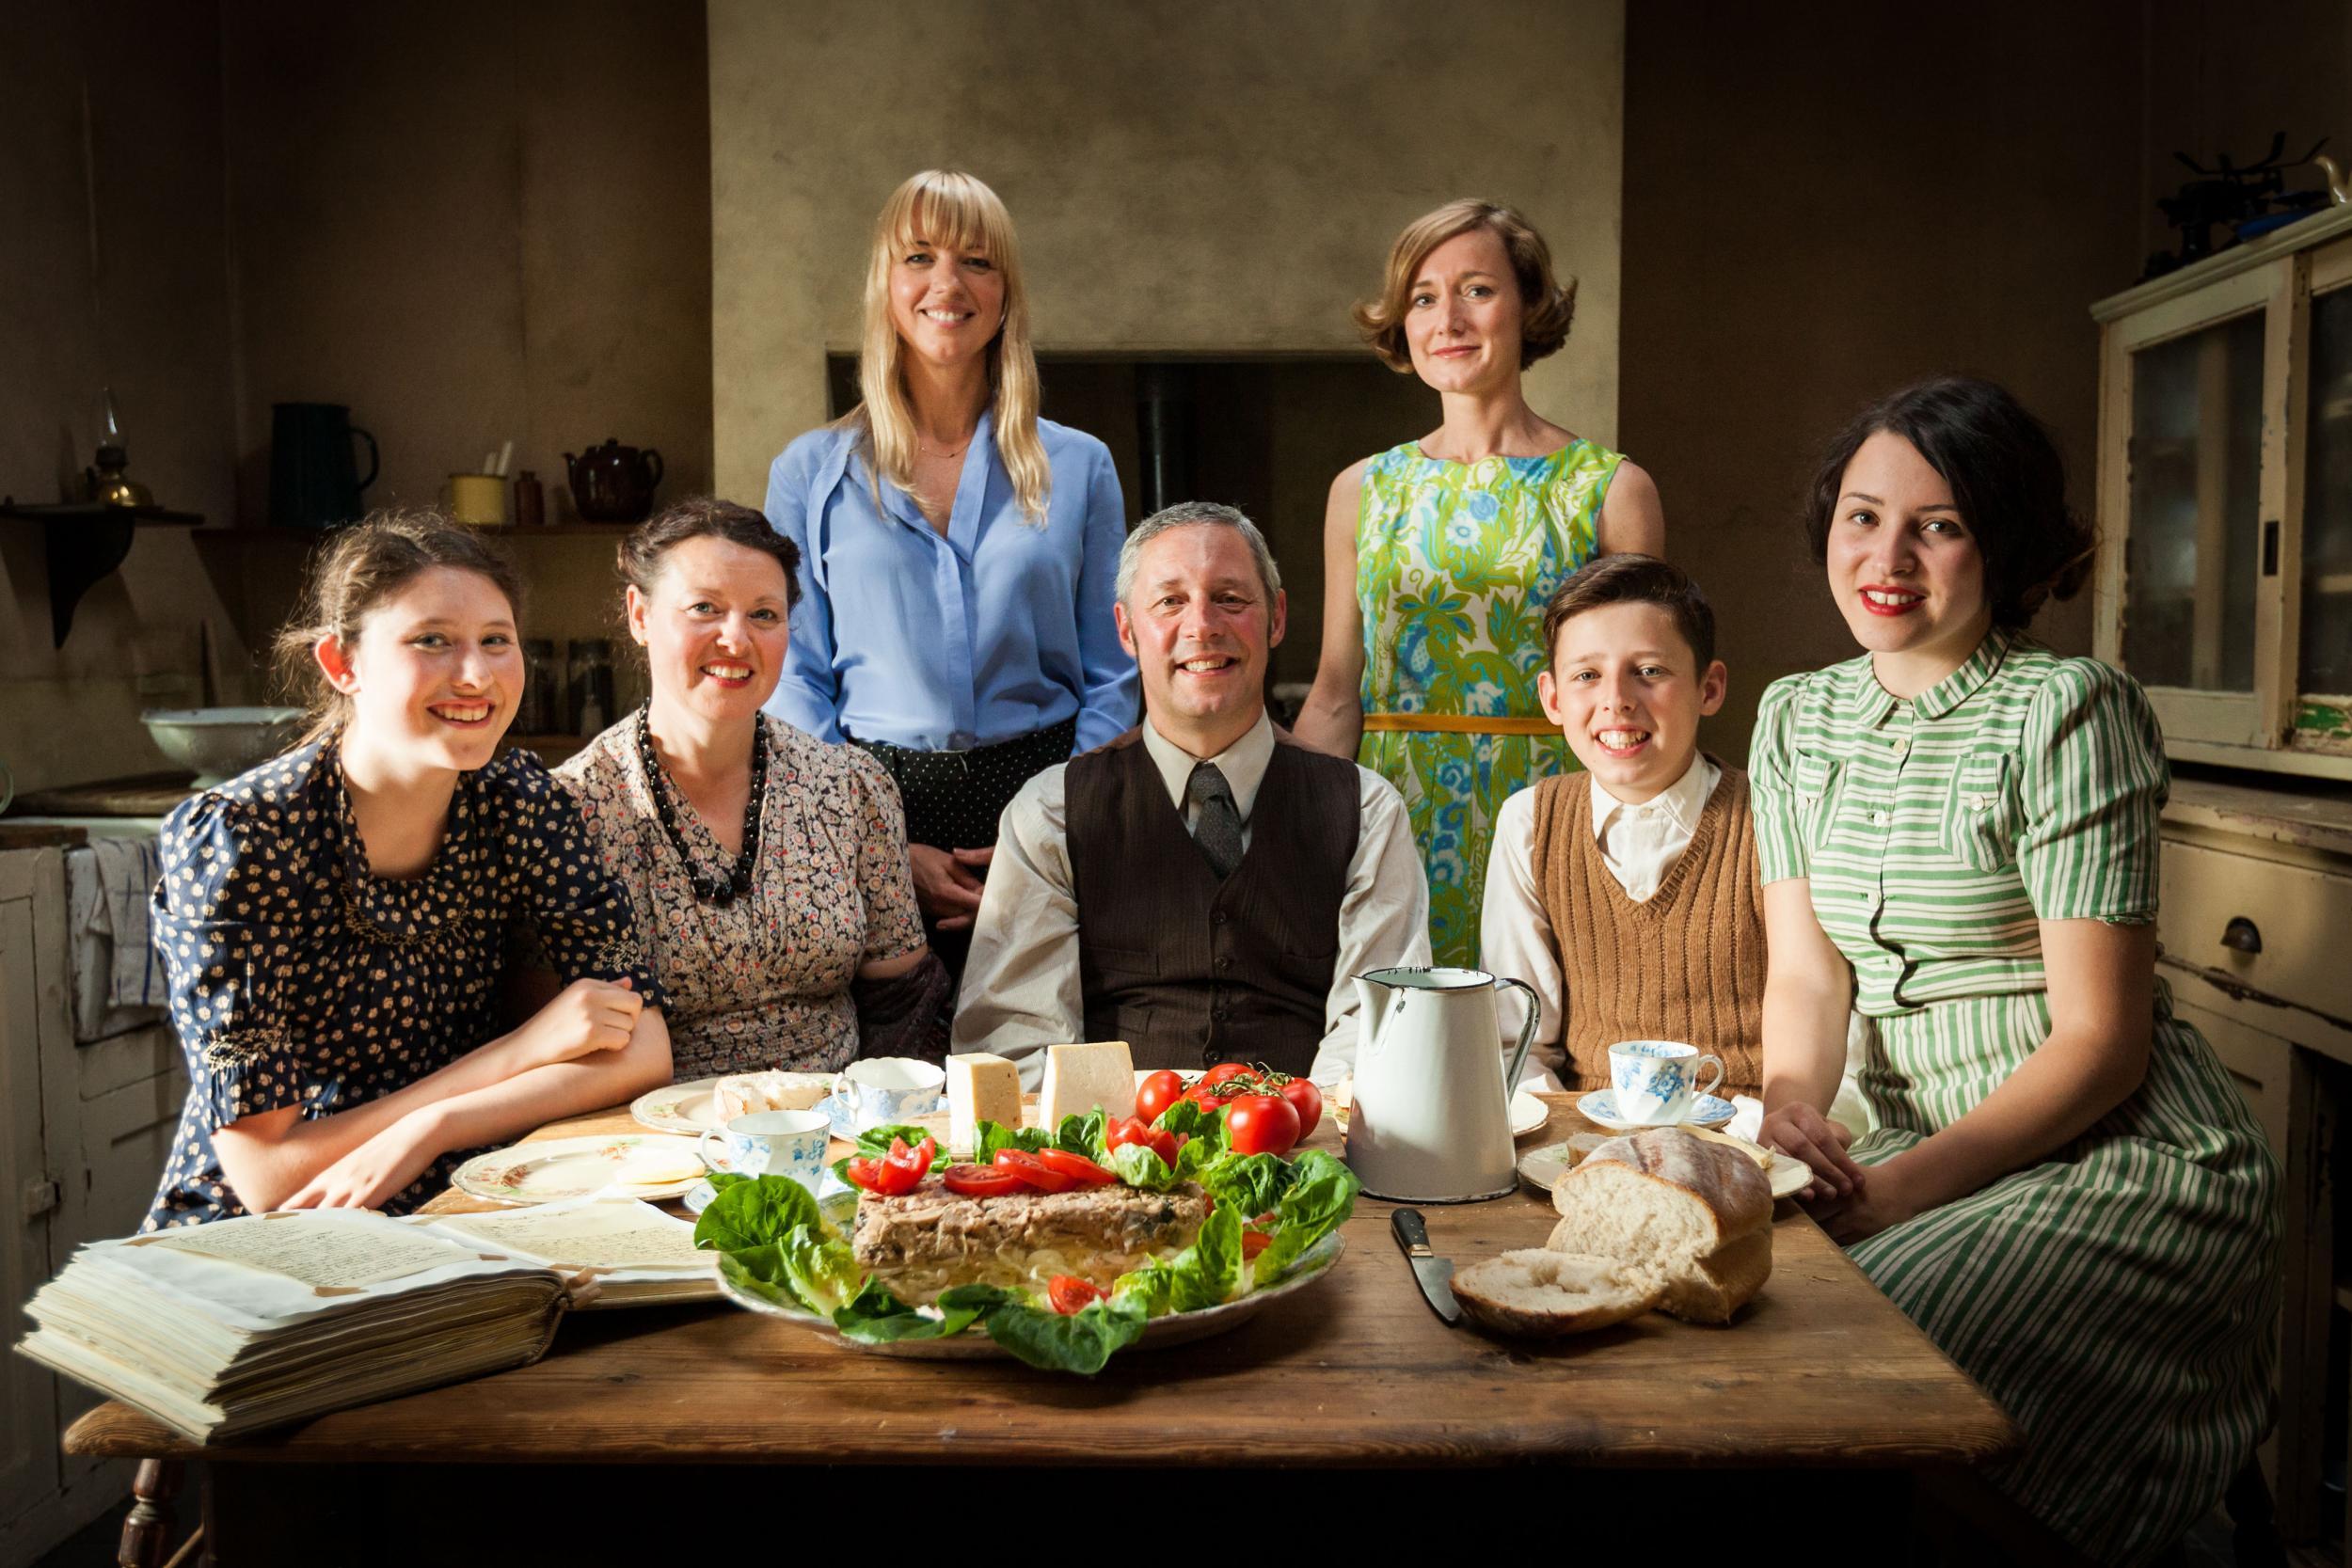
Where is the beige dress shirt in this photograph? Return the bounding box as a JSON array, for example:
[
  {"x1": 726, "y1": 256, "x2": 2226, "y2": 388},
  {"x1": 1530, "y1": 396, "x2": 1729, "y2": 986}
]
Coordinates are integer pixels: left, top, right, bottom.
[
  {"x1": 1478, "y1": 755, "x2": 1721, "y2": 1087},
  {"x1": 952, "y1": 713, "x2": 1430, "y2": 1086}
]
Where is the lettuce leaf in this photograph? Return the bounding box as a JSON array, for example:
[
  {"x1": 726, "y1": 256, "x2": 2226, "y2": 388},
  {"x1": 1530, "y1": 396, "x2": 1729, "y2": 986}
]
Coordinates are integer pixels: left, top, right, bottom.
[
  {"x1": 981, "y1": 1291, "x2": 1149, "y2": 1373},
  {"x1": 1152, "y1": 1098, "x2": 1228, "y2": 1149},
  {"x1": 1252, "y1": 1149, "x2": 1359, "y2": 1281},
  {"x1": 716, "y1": 1247, "x2": 805, "y2": 1312},
  {"x1": 832, "y1": 1279, "x2": 1002, "y2": 1342},
  {"x1": 1197, "y1": 1150, "x2": 1290, "y2": 1216},
  {"x1": 774, "y1": 1224, "x2": 863, "y2": 1316},
  {"x1": 694, "y1": 1173, "x2": 823, "y2": 1254},
  {"x1": 975, "y1": 1119, "x2": 1051, "y2": 1162},
  {"x1": 1053, "y1": 1110, "x2": 1110, "y2": 1159},
  {"x1": 1109, "y1": 1203, "x2": 1243, "y2": 1317}
]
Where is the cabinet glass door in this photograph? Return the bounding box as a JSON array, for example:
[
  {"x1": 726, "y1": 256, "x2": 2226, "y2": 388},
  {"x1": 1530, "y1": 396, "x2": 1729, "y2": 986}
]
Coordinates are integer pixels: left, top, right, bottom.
[
  {"x1": 2303, "y1": 287, "x2": 2352, "y2": 698},
  {"x1": 2122, "y1": 312, "x2": 2266, "y2": 691}
]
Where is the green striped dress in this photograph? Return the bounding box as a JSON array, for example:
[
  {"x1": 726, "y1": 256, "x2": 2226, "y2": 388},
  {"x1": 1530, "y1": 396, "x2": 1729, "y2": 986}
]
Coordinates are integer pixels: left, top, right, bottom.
[{"x1": 1751, "y1": 631, "x2": 2280, "y2": 1565}]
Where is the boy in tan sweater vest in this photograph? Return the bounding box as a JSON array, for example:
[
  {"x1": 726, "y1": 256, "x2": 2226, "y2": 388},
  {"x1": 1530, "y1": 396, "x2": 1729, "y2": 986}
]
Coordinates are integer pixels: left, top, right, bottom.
[{"x1": 1479, "y1": 556, "x2": 1766, "y2": 1097}]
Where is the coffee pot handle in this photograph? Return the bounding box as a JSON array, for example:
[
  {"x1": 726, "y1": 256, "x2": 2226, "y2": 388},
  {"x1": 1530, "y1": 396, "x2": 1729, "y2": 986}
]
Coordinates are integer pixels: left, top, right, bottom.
[
  {"x1": 1495, "y1": 976, "x2": 1540, "y2": 1092},
  {"x1": 350, "y1": 425, "x2": 379, "y2": 493},
  {"x1": 641, "y1": 447, "x2": 663, "y2": 489}
]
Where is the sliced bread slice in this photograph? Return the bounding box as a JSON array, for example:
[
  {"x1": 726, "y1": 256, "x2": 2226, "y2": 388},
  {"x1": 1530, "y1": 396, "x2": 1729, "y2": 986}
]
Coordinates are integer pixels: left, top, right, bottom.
[{"x1": 1451, "y1": 1249, "x2": 1665, "y2": 1338}]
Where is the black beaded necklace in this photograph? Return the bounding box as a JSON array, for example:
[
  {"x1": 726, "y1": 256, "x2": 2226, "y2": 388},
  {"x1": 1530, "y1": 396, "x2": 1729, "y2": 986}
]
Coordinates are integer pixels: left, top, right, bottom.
[{"x1": 636, "y1": 705, "x2": 766, "y2": 907}]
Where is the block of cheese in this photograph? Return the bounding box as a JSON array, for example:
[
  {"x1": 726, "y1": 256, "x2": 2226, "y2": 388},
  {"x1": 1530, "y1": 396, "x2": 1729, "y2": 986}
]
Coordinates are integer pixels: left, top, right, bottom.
[
  {"x1": 1037, "y1": 1040, "x2": 1136, "y2": 1128},
  {"x1": 946, "y1": 1053, "x2": 1023, "y2": 1153}
]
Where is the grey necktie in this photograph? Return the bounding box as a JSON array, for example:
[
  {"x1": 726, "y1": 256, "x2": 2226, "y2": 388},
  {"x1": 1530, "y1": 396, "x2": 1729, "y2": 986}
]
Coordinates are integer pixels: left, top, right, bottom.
[{"x1": 1185, "y1": 762, "x2": 1246, "y2": 879}]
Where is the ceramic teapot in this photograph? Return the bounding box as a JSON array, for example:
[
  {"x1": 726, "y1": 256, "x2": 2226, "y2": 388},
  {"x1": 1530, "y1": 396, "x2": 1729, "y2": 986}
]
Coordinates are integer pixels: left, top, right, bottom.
[
  {"x1": 1344, "y1": 966, "x2": 1539, "y2": 1203},
  {"x1": 564, "y1": 437, "x2": 664, "y2": 522}
]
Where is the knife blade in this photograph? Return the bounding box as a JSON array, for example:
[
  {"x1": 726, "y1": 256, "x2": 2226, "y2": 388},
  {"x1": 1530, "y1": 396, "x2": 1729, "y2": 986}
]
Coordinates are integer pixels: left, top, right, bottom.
[{"x1": 1390, "y1": 1208, "x2": 1461, "y2": 1324}]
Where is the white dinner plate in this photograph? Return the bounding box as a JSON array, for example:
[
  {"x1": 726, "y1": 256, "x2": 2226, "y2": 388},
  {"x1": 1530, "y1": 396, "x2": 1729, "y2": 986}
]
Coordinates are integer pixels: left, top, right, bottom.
[
  {"x1": 718, "y1": 1232, "x2": 1346, "y2": 1358},
  {"x1": 1576, "y1": 1088, "x2": 1736, "y2": 1132},
  {"x1": 452, "y1": 1133, "x2": 707, "y2": 1206}
]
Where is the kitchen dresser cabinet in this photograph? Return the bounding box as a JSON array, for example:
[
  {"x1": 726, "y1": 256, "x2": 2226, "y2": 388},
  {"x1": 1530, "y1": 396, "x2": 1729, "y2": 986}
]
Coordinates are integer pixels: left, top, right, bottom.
[
  {"x1": 2153, "y1": 780, "x2": 2351, "y2": 1549},
  {"x1": 0, "y1": 843, "x2": 183, "y2": 1567}
]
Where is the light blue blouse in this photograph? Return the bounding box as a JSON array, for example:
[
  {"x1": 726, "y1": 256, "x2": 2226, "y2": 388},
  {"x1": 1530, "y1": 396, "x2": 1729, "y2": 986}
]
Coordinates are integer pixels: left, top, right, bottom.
[{"x1": 761, "y1": 412, "x2": 1137, "y2": 754}]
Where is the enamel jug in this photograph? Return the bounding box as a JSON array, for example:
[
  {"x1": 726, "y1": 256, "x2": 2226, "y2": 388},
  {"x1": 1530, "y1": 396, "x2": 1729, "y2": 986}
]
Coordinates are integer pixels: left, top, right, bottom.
[{"x1": 1345, "y1": 967, "x2": 1539, "y2": 1202}]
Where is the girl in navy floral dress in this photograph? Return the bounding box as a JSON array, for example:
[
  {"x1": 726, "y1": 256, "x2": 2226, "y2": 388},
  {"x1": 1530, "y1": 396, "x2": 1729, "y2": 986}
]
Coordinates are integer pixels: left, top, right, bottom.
[{"x1": 144, "y1": 514, "x2": 672, "y2": 1228}]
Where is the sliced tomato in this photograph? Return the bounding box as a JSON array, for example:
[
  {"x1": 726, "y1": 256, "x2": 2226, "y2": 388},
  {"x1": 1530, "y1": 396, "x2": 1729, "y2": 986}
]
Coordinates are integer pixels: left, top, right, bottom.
[
  {"x1": 1142, "y1": 1128, "x2": 1182, "y2": 1167},
  {"x1": 1135, "y1": 1070, "x2": 1186, "y2": 1124},
  {"x1": 1047, "y1": 1275, "x2": 1104, "y2": 1315},
  {"x1": 940, "y1": 1162, "x2": 1027, "y2": 1197},
  {"x1": 993, "y1": 1148, "x2": 1073, "y2": 1193},
  {"x1": 883, "y1": 1135, "x2": 937, "y2": 1183},
  {"x1": 1242, "y1": 1227, "x2": 1274, "y2": 1260},
  {"x1": 1034, "y1": 1147, "x2": 1117, "y2": 1187},
  {"x1": 1104, "y1": 1115, "x2": 1152, "y2": 1151},
  {"x1": 843, "y1": 1157, "x2": 886, "y2": 1194}
]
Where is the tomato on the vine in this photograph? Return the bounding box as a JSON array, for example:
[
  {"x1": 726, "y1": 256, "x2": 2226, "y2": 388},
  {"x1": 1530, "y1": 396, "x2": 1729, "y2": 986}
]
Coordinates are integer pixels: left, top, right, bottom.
[
  {"x1": 1278, "y1": 1078, "x2": 1323, "y2": 1141},
  {"x1": 1047, "y1": 1275, "x2": 1104, "y2": 1315},
  {"x1": 1136, "y1": 1069, "x2": 1186, "y2": 1124},
  {"x1": 1225, "y1": 1092, "x2": 1301, "y2": 1156}
]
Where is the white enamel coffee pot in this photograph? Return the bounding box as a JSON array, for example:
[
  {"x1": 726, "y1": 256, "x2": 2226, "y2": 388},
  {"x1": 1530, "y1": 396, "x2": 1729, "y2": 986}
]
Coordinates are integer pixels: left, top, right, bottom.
[{"x1": 1345, "y1": 966, "x2": 1540, "y2": 1202}]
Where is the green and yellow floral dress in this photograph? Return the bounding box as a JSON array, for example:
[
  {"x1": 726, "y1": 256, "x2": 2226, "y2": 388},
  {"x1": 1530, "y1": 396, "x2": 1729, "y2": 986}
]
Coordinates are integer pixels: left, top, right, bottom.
[
  {"x1": 1356, "y1": 438, "x2": 1620, "y2": 965},
  {"x1": 1751, "y1": 631, "x2": 2280, "y2": 1565}
]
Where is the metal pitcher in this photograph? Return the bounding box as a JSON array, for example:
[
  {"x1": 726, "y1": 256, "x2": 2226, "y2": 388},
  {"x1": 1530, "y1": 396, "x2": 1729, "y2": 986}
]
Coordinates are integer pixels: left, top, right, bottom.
[{"x1": 1345, "y1": 966, "x2": 1539, "y2": 1203}]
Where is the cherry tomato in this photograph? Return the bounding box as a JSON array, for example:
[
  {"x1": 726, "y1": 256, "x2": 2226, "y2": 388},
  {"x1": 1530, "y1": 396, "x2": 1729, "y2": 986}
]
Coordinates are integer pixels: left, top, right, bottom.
[
  {"x1": 1136, "y1": 1070, "x2": 1186, "y2": 1124},
  {"x1": 1200, "y1": 1062, "x2": 1253, "y2": 1090},
  {"x1": 1047, "y1": 1275, "x2": 1104, "y2": 1315},
  {"x1": 941, "y1": 1163, "x2": 1028, "y2": 1197},
  {"x1": 1278, "y1": 1078, "x2": 1323, "y2": 1141},
  {"x1": 1242, "y1": 1228, "x2": 1274, "y2": 1260},
  {"x1": 993, "y1": 1148, "x2": 1073, "y2": 1193},
  {"x1": 1034, "y1": 1148, "x2": 1117, "y2": 1187},
  {"x1": 1224, "y1": 1092, "x2": 1301, "y2": 1156}
]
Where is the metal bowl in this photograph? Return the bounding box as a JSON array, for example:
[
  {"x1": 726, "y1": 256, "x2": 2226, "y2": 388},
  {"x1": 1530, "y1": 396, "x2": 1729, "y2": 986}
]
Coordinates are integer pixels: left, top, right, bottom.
[{"x1": 140, "y1": 707, "x2": 307, "y2": 787}]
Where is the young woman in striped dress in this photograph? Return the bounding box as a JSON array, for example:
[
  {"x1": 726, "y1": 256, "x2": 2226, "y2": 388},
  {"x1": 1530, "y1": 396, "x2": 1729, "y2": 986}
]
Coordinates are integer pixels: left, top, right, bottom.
[{"x1": 1752, "y1": 378, "x2": 2279, "y2": 1564}]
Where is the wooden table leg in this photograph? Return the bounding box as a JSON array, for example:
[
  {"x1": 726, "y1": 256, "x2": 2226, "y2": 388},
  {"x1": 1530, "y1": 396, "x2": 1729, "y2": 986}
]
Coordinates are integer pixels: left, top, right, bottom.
[{"x1": 117, "y1": 1457, "x2": 182, "y2": 1568}]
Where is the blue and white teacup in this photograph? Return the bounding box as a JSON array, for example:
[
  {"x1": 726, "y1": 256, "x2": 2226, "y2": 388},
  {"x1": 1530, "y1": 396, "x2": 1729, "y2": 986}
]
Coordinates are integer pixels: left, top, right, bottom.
[
  {"x1": 699, "y1": 1108, "x2": 831, "y2": 1190},
  {"x1": 831, "y1": 1056, "x2": 946, "y2": 1132},
  {"x1": 1607, "y1": 1040, "x2": 1725, "y2": 1126}
]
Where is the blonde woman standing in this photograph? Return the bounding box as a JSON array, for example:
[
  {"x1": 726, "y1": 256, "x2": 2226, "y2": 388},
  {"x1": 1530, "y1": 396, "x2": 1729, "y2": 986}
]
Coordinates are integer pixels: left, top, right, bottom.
[
  {"x1": 764, "y1": 169, "x2": 1134, "y2": 978},
  {"x1": 1295, "y1": 199, "x2": 1665, "y2": 966}
]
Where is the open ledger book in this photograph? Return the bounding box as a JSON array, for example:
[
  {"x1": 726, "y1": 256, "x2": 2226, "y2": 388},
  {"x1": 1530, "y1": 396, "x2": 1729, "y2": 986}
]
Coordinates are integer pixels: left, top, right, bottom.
[{"x1": 16, "y1": 1198, "x2": 714, "y2": 1444}]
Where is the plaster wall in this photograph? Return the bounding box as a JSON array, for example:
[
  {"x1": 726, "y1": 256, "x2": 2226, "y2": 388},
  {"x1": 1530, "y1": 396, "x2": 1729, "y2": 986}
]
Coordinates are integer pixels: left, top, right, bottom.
[
  {"x1": 0, "y1": 2, "x2": 250, "y2": 794},
  {"x1": 707, "y1": 0, "x2": 1626, "y2": 507}
]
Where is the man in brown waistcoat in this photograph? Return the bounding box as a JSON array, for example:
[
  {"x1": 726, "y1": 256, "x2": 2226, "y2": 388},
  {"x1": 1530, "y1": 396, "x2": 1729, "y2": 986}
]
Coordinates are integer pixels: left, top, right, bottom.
[
  {"x1": 953, "y1": 501, "x2": 1427, "y2": 1082},
  {"x1": 1479, "y1": 555, "x2": 1766, "y2": 1098}
]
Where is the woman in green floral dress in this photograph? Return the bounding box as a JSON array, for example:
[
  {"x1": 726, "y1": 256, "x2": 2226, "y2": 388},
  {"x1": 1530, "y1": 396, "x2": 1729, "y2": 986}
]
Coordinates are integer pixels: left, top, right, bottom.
[
  {"x1": 1297, "y1": 199, "x2": 1663, "y2": 965},
  {"x1": 1754, "y1": 379, "x2": 2279, "y2": 1564}
]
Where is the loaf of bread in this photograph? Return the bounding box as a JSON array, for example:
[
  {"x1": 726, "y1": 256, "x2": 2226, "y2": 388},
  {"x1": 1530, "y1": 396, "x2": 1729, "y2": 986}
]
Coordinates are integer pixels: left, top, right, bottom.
[
  {"x1": 1545, "y1": 1127, "x2": 1772, "y2": 1324},
  {"x1": 712, "y1": 1070, "x2": 829, "y2": 1121},
  {"x1": 1451, "y1": 1250, "x2": 1663, "y2": 1338}
]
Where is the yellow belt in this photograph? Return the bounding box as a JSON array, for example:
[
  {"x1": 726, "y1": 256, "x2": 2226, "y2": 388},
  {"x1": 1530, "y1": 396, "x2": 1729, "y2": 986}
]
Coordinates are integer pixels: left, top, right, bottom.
[{"x1": 1361, "y1": 713, "x2": 1558, "y2": 736}]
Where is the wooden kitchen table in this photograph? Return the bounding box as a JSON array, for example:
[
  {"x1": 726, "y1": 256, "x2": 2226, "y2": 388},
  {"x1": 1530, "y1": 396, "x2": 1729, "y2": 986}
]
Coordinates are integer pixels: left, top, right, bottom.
[{"x1": 66, "y1": 1095, "x2": 2016, "y2": 1565}]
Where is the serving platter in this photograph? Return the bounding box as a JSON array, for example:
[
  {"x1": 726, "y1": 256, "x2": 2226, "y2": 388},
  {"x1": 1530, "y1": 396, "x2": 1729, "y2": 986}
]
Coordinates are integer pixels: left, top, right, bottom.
[
  {"x1": 452, "y1": 1133, "x2": 707, "y2": 1205},
  {"x1": 1517, "y1": 1132, "x2": 1809, "y2": 1201},
  {"x1": 717, "y1": 1232, "x2": 1348, "y2": 1358}
]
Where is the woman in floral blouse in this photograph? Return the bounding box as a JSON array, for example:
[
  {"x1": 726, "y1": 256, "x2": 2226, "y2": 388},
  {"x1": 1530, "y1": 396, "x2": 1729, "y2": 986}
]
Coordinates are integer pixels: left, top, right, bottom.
[
  {"x1": 554, "y1": 499, "x2": 938, "y2": 1081},
  {"x1": 145, "y1": 513, "x2": 672, "y2": 1229}
]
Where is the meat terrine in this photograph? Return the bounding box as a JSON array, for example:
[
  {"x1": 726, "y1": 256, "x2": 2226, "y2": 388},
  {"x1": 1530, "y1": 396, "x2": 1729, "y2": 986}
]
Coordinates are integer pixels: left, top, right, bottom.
[{"x1": 851, "y1": 1179, "x2": 1211, "y2": 1303}]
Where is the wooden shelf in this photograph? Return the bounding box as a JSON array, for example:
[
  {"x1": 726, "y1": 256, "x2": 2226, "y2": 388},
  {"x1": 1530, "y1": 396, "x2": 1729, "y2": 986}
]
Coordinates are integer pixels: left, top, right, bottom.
[
  {"x1": 206, "y1": 521, "x2": 640, "y2": 538},
  {"x1": 0, "y1": 501, "x2": 206, "y2": 646}
]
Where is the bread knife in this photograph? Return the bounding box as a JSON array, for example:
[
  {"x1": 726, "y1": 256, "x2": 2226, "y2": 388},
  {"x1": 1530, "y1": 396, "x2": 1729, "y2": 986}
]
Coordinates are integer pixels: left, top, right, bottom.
[{"x1": 1390, "y1": 1209, "x2": 1461, "y2": 1325}]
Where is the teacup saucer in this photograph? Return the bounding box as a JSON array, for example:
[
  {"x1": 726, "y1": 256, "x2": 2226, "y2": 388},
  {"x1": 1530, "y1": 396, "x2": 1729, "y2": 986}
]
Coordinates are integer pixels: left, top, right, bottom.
[{"x1": 1577, "y1": 1088, "x2": 1736, "y2": 1133}]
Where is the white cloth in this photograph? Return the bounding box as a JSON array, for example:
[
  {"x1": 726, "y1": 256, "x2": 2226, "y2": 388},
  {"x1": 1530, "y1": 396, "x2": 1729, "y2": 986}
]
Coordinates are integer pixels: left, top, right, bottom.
[
  {"x1": 65, "y1": 835, "x2": 167, "y2": 1042},
  {"x1": 951, "y1": 712, "x2": 1430, "y2": 1086},
  {"x1": 1478, "y1": 756, "x2": 1721, "y2": 1088}
]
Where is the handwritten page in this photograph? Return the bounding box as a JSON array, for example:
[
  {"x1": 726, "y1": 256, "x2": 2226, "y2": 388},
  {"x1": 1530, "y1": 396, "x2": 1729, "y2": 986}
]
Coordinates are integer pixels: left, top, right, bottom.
[
  {"x1": 427, "y1": 1200, "x2": 707, "y2": 1271},
  {"x1": 134, "y1": 1212, "x2": 475, "y2": 1292}
]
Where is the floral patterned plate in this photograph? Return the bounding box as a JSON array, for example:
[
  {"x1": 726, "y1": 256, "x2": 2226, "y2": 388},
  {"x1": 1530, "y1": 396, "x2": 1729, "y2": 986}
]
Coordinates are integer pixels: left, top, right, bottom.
[
  {"x1": 630, "y1": 1077, "x2": 730, "y2": 1134},
  {"x1": 452, "y1": 1133, "x2": 707, "y2": 1206}
]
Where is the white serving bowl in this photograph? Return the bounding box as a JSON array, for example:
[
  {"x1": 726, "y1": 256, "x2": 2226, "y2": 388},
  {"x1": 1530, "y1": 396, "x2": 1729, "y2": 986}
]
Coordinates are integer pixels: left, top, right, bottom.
[{"x1": 140, "y1": 707, "x2": 307, "y2": 787}]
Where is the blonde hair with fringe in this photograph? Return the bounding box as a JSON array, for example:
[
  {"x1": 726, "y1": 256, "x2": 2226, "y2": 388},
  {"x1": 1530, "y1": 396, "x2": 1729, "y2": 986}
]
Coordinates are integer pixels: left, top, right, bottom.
[{"x1": 842, "y1": 169, "x2": 1050, "y2": 523}]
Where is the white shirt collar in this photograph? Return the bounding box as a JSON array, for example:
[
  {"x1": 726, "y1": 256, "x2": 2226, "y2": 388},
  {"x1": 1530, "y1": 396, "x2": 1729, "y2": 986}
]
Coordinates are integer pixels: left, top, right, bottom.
[
  {"x1": 1589, "y1": 752, "x2": 1717, "y2": 837},
  {"x1": 1139, "y1": 711, "x2": 1277, "y2": 823}
]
